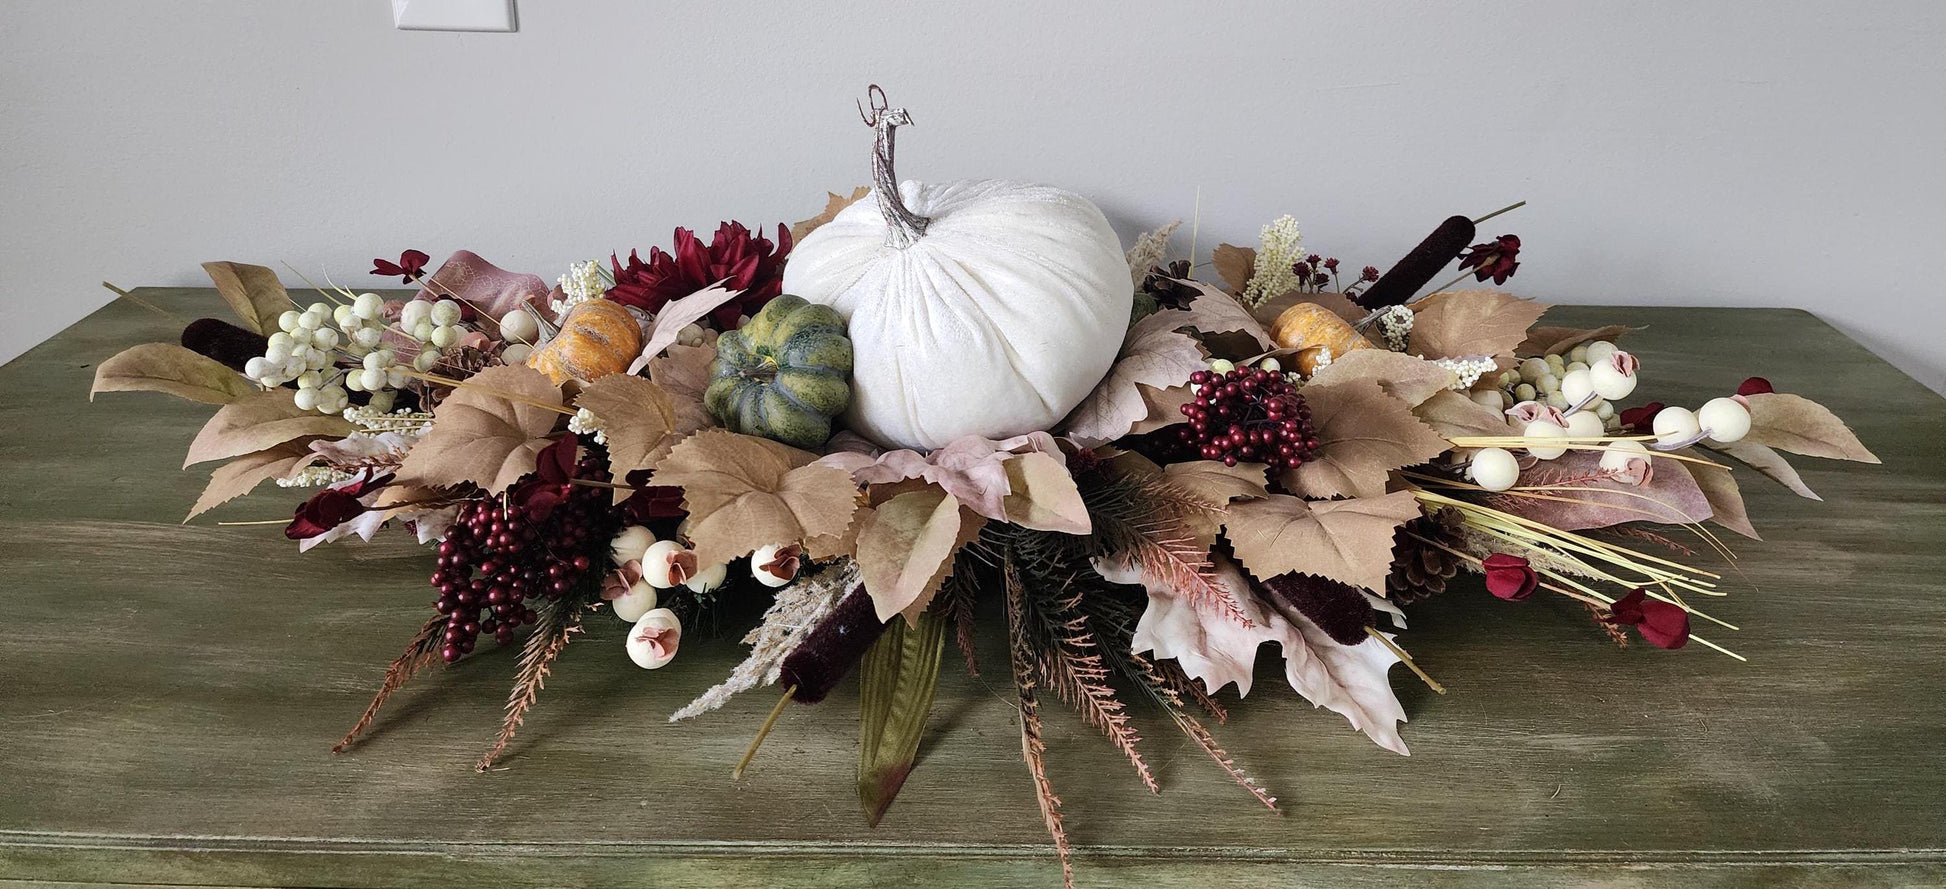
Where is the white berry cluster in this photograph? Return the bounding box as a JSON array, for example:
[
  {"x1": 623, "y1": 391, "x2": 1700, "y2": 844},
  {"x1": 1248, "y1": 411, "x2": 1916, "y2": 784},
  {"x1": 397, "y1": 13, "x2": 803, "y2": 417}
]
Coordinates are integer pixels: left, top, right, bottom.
[
  {"x1": 566, "y1": 407, "x2": 608, "y2": 445},
  {"x1": 1473, "y1": 341, "x2": 1632, "y2": 433},
  {"x1": 245, "y1": 300, "x2": 352, "y2": 414},
  {"x1": 242, "y1": 293, "x2": 470, "y2": 415},
  {"x1": 553, "y1": 259, "x2": 608, "y2": 317},
  {"x1": 399, "y1": 298, "x2": 467, "y2": 362},
  {"x1": 1376, "y1": 305, "x2": 1415, "y2": 351}
]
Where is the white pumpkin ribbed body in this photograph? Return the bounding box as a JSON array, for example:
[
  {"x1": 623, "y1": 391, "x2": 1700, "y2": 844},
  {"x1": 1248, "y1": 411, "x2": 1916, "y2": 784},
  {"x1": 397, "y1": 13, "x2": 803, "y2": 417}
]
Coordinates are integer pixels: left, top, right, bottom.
[{"x1": 782, "y1": 179, "x2": 1130, "y2": 451}]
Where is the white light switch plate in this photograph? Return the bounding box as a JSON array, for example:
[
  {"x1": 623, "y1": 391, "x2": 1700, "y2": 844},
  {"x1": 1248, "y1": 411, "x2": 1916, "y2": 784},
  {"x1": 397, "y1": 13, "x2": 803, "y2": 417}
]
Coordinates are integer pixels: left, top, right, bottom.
[{"x1": 391, "y1": 0, "x2": 516, "y2": 32}]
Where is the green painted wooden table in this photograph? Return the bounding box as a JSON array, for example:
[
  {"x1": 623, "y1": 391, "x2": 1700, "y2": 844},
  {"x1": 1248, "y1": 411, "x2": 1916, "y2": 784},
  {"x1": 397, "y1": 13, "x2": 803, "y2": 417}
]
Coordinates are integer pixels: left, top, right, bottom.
[{"x1": 3, "y1": 290, "x2": 1944, "y2": 888}]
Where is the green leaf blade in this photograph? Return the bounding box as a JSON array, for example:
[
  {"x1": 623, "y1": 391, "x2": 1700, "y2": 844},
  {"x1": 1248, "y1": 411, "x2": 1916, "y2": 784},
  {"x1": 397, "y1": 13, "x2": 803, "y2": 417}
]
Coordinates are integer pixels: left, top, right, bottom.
[{"x1": 857, "y1": 610, "x2": 946, "y2": 827}]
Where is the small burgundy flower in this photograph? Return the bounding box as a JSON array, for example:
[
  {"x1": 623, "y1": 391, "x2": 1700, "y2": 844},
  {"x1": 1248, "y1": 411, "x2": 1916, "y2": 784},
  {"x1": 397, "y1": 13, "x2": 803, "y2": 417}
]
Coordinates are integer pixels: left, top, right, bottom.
[
  {"x1": 1292, "y1": 261, "x2": 1312, "y2": 280},
  {"x1": 1361, "y1": 265, "x2": 1381, "y2": 282},
  {"x1": 1619, "y1": 401, "x2": 1666, "y2": 435},
  {"x1": 621, "y1": 471, "x2": 688, "y2": 524},
  {"x1": 1604, "y1": 589, "x2": 1691, "y2": 649},
  {"x1": 1322, "y1": 257, "x2": 1340, "y2": 272},
  {"x1": 371, "y1": 249, "x2": 430, "y2": 283},
  {"x1": 286, "y1": 472, "x2": 393, "y2": 540},
  {"x1": 1305, "y1": 254, "x2": 1321, "y2": 265},
  {"x1": 511, "y1": 434, "x2": 581, "y2": 522},
  {"x1": 1457, "y1": 234, "x2": 1522, "y2": 285},
  {"x1": 608, "y1": 221, "x2": 793, "y2": 328},
  {"x1": 1737, "y1": 376, "x2": 1774, "y2": 396},
  {"x1": 1311, "y1": 272, "x2": 1332, "y2": 288},
  {"x1": 1482, "y1": 553, "x2": 1538, "y2": 601}
]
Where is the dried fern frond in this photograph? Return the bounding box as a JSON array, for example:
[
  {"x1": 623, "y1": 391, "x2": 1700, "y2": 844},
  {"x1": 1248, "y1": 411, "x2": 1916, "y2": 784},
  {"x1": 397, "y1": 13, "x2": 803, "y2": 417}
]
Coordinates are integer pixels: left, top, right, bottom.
[
  {"x1": 1081, "y1": 472, "x2": 1249, "y2": 624},
  {"x1": 477, "y1": 594, "x2": 587, "y2": 772},
  {"x1": 1012, "y1": 563, "x2": 1154, "y2": 792},
  {"x1": 1004, "y1": 554, "x2": 1074, "y2": 889},
  {"x1": 1151, "y1": 654, "x2": 1228, "y2": 723},
  {"x1": 937, "y1": 557, "x2": 983, "y2": 677},
  {"x1": 1079, "y1": 588, "x2": 1277, "y2": 810},
  {"x1": 333, "y1": 614, "x2": 446, "y2": 754},
  {"x1": 670, "y1": 560, "x2": 859, "y2": 722}
]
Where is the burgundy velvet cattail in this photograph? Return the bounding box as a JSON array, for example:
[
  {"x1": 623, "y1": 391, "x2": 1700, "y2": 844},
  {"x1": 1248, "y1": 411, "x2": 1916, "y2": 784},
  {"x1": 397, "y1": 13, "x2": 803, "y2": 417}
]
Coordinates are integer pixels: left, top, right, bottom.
[
  {"x1": 780, "y1": 585, "x2": 891, "y2": 703},
  {"x1": 1353, "y1": 215, "x2": 1476, "y2": 309},
  {"x1": 180, "y1": 318, "x2": 268, "y2": 372},
  {"x1": 1259, "y1": 572, "x2": 1375, "y2": 646}
]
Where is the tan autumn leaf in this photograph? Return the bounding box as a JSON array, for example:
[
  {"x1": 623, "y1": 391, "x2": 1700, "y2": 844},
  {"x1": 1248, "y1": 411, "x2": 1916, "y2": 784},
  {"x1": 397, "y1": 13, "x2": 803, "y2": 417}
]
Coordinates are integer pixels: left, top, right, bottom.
[
  {"x1": 1518, "y1": 324, "x2": 1638, "y2": 357},
  {"x1": 201, "y1": 261, "x2": 294, "y2": 336},
  {"x1": 648, "y1": 343, "x2": 716, "y2": 418},
  {"x1": 185, "y1": 438, "x2": 322, "y2": 521},
  {"x1": 790, "y1": 186, "x2": 872, "y2": 243},
  {"x1": 1161, "y1": 460, "x2": 1270, "y2": 508},
  {"x1": 1060, "y1": 308, "x2": 1208, "y2": 444},
  {"x1": 1001, "y1": 452, "x2": 1091, "y2": 534},
  {"x1": 648, "y1": 343, "x2": 713, "y2": 402},
  {"x1": 1407, "y1": 289, "x2": 1549, "y2": 360},
  {"x1": 1127, "y1": 384, "x2": 1194, "y2": 436},
  {"x1": 855, "y1": 487, "x2": 986, "y2": 624},
  {"x1": 1740, "y1": 393, "x2": 1879, "y2": 463},
  {"x1": 393, "y1": 364, "x2": 564, "y2": 494},
  {"x1": 1413, "y1": 389, "x2": 1514, "y2": 440},
  {"x1": 1284, "y1": 378, "x2": 1450, "y2": 499},
  {"x1": 1709, "y1": 441, "x2": 1821, "y2": 501},
  {"x1": 1681, "y1": 449, "x2": 1759, "y2": 539},
  {"x1": 183, "y1": 389, "x2": 357, "y2": 468},
  {"x1": 1211, "y1": 243, "x2": 1255, "y2": 295},
  {"x1": 1306, "y1": 349, "x2": 1456, "y2": 407},
  {"x1": 574, "y1": 373, "x2": 686, "y2": 483},
  {"x1": 91, "y1": 342, "x2": 254, "y2": 405},
  {"x1": 1177, "y1": 281, "x2": 1274, "y2": 349},
  {"x1": 654, "y1": 429, "x2": 862, "y2": 566},
  {"x1": 1225, "y1": 491, "x2": 1424, "y2": 593}
]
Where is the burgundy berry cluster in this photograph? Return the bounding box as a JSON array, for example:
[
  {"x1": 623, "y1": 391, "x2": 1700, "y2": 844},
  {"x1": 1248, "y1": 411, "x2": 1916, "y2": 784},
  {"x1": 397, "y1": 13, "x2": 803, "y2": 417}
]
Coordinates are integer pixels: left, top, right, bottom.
[
  {"x1": 1174, "y1": 367, "x2": 1320, "y2": 468},
  {"x1": 429, "y1": 445, "x2": 622, "y2": 662}
]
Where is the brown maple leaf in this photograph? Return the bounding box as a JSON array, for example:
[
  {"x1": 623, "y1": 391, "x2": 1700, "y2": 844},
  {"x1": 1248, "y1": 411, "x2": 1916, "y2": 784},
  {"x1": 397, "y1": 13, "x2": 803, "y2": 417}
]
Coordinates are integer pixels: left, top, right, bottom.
[
  {"x1": 1283, "y1": 377, "x2": 1449, "y2": 499},
  {"x1": 393, "y1": 365, "x2": 564, "y2": 494},
  {"x1": 1223, "y1": 491, "x2": 1425, "y2": 593}
]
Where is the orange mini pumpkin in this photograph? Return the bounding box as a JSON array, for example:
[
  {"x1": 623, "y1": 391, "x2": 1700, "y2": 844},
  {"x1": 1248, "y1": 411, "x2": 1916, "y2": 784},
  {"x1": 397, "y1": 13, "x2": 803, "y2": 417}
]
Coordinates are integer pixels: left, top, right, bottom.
[
  {"x1": 1269, "y1": 301, "x2": 1377, "y2": 376},
  {"x1": 527, "y1": 300, "x2": 642, "y2": 385}
]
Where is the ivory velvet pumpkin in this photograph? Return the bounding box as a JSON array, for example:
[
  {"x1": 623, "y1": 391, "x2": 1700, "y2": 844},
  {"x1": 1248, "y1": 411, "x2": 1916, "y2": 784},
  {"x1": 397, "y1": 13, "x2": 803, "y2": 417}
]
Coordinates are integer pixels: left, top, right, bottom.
[
  {"x1": 780, "y1": 92, "x2": 1129, "y2": 451},
  {"x1": 526, "y1": 300, "x2": 642, "y2": 385}
]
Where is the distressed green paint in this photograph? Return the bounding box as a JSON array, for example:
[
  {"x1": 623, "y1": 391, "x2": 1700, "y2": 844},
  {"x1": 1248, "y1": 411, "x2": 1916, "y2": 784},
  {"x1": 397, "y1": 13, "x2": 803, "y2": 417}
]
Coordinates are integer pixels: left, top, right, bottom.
[{"x1": 2, "y1": 289, "x2": 1943, "y2": 887}]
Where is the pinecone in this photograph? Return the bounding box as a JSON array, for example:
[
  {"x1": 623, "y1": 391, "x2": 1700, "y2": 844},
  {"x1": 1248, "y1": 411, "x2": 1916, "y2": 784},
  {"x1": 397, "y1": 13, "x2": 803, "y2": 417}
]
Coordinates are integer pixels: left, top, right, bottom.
[
  {"x1": 1139, "y1": 260, "x2": 1199, "y2": 311},
  {"x1": 1385, "y1": 508, "x2": 1468, "y2": 604}
]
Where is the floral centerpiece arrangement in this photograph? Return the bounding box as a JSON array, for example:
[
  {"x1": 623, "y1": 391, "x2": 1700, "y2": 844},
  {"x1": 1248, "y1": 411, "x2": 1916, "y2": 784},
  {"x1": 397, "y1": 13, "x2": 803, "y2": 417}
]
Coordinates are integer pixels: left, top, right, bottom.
[{"x1": 92, "y1": 87, "x2": 1878, "y2": 886}]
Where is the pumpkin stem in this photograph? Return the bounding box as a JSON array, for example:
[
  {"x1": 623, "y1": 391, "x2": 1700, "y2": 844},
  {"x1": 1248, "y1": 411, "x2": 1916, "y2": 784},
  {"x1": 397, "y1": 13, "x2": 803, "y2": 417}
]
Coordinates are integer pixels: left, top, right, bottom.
[{"x1": 860, "y1": 84, "x2": 930, "y2": 248}]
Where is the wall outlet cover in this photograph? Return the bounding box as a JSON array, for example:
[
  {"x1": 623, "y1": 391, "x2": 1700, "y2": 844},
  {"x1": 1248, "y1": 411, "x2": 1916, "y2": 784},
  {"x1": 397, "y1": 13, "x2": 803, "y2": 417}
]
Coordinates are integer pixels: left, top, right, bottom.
[{"x1": 391, "y1": 0, "x2": 516, "y2": 32}]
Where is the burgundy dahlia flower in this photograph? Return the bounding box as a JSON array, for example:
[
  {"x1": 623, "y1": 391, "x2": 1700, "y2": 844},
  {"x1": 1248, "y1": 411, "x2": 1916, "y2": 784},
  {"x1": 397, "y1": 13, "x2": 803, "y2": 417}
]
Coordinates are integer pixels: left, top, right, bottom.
[{"x1": 608, "y1": 222, "x2": 793, "y2": 328}]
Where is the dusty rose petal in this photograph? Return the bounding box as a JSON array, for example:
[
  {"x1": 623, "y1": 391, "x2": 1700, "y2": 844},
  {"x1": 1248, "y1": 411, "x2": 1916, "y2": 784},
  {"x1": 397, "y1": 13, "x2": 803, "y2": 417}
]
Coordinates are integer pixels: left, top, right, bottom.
[
  {"x1": 1604, "y1": 588, "x2": 1691, "y2": 649},
  {"x1": 1482, "y1": 553, "x2": 1537, "y2": 601}
]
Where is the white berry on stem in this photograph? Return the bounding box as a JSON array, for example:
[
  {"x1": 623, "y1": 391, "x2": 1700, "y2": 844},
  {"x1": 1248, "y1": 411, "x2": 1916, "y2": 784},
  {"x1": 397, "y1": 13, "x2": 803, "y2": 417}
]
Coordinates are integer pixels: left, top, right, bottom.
[
  {"x1": 1697, "y1": 397, "x2": 1752, "y2": 443},
  {"x1": 1651, "y1": 405, "x2": 1700, "y2": 445},
  {"x1": 1469, "y1": 447, "x2": 1521, "y2": 491}
]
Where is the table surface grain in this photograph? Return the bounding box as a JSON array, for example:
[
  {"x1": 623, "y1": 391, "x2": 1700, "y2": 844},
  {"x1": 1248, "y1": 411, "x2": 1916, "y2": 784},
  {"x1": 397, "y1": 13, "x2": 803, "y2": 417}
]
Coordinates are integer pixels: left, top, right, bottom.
[{"x1": 3, "y1": 289, "x2": 1944, "y2": 888}]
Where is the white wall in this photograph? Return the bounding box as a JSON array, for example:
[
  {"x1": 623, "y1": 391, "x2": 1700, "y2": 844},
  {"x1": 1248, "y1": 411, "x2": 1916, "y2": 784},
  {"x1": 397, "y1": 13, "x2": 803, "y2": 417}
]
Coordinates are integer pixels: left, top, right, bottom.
[{"x1": 5, "y1": 1, "x2": 1942, "y2": 393}]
